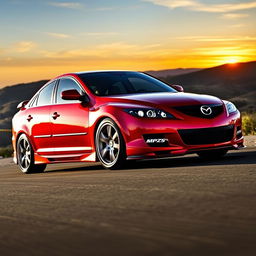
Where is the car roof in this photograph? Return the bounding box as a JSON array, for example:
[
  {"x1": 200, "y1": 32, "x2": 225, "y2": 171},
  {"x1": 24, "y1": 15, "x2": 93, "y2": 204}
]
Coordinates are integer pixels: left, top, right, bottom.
[{"x1": 74, "y1": 70, "x2": 138, "y2": 75}]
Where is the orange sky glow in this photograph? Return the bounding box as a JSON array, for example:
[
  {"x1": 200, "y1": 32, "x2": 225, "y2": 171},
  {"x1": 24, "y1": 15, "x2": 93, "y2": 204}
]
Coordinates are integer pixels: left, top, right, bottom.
[{"x1": 0, "y1": 0, "x2": 255, "y2": 87}]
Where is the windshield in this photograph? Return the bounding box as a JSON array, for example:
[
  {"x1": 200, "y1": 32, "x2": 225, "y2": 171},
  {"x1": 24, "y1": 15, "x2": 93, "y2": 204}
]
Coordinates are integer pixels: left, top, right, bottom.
[{"x1": 77, "y1": 71, "x2": 177, "y2": 96}]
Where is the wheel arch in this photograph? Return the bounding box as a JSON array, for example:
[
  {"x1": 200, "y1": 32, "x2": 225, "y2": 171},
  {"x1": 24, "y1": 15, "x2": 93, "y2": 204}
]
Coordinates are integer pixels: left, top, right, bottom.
[
  {"x1": 15, "y1": 131, "x2": 36, "y2": 154},
  {"x1": 92, "y1": 115, "x2": 127, "y2": 161}
]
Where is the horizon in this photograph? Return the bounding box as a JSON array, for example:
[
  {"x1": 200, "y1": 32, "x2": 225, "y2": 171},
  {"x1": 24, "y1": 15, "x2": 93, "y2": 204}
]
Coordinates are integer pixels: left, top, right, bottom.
[
  {"x1": 1, "y1": 60, "x2": 255, "y2": 89},
  {"x1": 0, "y1": 0, "x2": 256, "y2": 86}
]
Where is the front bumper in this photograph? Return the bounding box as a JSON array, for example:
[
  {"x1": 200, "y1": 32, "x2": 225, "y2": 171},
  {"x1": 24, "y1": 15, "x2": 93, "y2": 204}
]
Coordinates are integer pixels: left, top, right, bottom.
[{"x1": 120, "y1": 111, "x2": 244, "y2": 160}]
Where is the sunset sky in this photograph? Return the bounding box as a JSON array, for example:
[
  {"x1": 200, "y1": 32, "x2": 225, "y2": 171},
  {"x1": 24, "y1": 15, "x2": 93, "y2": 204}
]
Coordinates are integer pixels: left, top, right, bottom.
[{"x1": 0, "y1": 0, "x2": 255, "y2": 86}]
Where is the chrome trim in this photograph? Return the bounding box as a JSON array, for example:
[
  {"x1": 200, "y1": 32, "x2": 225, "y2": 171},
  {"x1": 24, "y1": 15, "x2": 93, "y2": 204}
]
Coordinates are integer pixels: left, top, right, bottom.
[
  {"x1": 42, "y1": 154, "x2": 83, "y2": 158},
  {"x1": 37, "y1": 147, "x2": 91, "y2": 153},
  {"x1": 52, "y1": 132, "x2": 87, "y2": 137},
  {"x1": 34, "y1": 132, "x2": 87, "y2": 138},
  {"x1": 34, "y1": 135, "x2": 51, "y2": 138}
]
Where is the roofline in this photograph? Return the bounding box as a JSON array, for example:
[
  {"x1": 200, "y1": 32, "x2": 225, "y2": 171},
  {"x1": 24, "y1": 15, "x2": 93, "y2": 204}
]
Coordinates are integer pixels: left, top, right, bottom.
[
  {"x1": 52, "y1": 70, "x2": 144, "y2": 81},
  {"x1": 74, "y1": 70, "x2": 140, "y2": 75}
]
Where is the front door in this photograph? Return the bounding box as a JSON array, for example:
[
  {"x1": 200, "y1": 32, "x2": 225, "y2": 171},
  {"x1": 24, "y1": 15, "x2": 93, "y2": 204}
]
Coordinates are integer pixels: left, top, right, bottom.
[{"x1": 51, "y1": 78, "x2": 91, "y2": 156}]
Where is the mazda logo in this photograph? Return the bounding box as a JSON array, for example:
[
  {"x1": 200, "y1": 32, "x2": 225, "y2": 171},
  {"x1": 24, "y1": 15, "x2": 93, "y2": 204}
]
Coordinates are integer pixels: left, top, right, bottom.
[{"x1": 200, "y1": 105, "x2": 212, "y2": 115}]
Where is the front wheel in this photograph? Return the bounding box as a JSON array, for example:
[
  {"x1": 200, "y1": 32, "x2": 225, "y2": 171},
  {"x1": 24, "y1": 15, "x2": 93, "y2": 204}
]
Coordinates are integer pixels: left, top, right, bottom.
[
  {"x1": 197, "y1": 149, "x2": 228, "y2": 160},
  {"x1": 17, "y1": 134, "x2": 47, "y2": 173},
  {"x1": 95, "y1": 118, "x2": 126, "y2": 169}
]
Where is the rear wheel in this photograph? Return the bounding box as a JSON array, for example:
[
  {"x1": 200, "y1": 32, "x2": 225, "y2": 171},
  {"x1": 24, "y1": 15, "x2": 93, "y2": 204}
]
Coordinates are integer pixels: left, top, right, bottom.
[
  {"x1": 95, "y1": 118, "x2": 126, "y2": 169},
  {"x1": 17, "y1": 134, "x2": 46, "y2": 173},
  {"x1": 197, "y1": 149, "x2": 228, "y2": 160}
]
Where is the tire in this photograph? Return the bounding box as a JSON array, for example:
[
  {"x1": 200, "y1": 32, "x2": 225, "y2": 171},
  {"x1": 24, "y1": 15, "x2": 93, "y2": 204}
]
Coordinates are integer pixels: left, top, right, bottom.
[
  {"x1": 197, "y1": 149, "x2": 228, "y2": 160},
  {"x1": 95, "y1": 118, "x2": 126, "y2": 169},
  {"x1": 17, "y1": 134, "x2": 47, "y2": 173}
]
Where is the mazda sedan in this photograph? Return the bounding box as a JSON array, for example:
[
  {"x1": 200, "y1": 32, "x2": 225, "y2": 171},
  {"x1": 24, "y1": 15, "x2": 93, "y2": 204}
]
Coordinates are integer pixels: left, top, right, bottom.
[{"x1": 12, "y1": 71, "x2": 244, "y2": 173}]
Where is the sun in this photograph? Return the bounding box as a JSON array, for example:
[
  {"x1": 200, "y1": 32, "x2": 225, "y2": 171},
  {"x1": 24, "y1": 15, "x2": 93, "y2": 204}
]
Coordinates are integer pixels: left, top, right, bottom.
[{"x1": 226, "y1": 58, "x2": 238, "y2": 64}]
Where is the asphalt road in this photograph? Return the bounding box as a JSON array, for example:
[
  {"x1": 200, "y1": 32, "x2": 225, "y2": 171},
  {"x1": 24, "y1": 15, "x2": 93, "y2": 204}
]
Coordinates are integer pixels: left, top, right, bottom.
[{"x1": 0, "y1": 148, "x2": 256, "y2": 256}]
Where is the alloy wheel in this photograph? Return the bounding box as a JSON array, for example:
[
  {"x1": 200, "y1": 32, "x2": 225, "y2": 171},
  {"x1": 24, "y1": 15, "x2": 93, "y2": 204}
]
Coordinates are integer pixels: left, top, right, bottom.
[
  {"x1": 97, "y1": 123, "x2": 120, "y2": 165},
  {"x1": 18, "y1": 137, "x2": 32, "y2": 170}
]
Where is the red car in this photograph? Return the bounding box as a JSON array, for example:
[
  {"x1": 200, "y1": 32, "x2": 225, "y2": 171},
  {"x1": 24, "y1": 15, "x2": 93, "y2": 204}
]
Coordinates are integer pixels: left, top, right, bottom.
[{"x1": 12, "y1": 71, "x2": 244, "y2": 173}]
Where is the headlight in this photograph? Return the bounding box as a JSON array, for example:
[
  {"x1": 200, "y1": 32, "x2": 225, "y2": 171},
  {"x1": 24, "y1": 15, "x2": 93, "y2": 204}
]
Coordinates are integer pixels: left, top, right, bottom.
[
  {"x1": 224, "y1": 101, "x2": 237, "y2": 115},
  {"x1": 124, "y1": 108, "x2": 175, "y2": 119}
]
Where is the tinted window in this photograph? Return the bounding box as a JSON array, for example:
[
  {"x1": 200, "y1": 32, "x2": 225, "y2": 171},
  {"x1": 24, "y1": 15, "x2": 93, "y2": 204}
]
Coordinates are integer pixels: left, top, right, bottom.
[
  {"x1": 78, "y1": 72, "x2": 176, "y2": 96},
  {"x1": 37, "y1": 82, "x2": 55, "y2": 106},
  {"x1": 56, "y1": 78, "x2": 83, "y2": 104},
  {"x1": 29, "y1": 95, "x2": 38, "y2": 107}
]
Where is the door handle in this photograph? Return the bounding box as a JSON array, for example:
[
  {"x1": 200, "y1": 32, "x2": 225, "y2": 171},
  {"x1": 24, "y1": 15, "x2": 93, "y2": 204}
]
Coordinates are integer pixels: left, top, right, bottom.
[
  {"x1": 27, "y1": 115, "x2": 33, "y2": 122},
  {"x1": 52, "y1": 112, "x2": 60, "y2": 120}
]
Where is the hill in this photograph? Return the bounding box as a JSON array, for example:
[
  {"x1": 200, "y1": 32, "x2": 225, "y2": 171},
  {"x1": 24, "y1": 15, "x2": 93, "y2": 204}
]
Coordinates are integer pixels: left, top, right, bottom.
[
  {"x1": 145, "y1": 68, "x2": 201, "y2": 77},
  {"x1": 0, "y1": 61, "x2": 255, "y2": 147},
  {"x1": 0, "y1": 80, "x2": 48, "y2": 147},
  {"x1": 162, "y1": 61, "x2": 256, "y2": 112}
]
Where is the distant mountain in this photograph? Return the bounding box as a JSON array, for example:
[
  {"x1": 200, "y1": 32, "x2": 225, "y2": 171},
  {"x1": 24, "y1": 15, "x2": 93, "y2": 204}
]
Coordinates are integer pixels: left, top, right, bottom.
[
  {"x1": 162, "y1": 61, "x2": 256, "y2": 112},
  {"x1": 0, "y1": 61, "x2": 255, "y2": 147},
  {"x1": 145, "y1": 68, "x2": 201, "y2": 77},
  {"x1": 0, "y1": 80, "x2": 48, "y2": 147}
]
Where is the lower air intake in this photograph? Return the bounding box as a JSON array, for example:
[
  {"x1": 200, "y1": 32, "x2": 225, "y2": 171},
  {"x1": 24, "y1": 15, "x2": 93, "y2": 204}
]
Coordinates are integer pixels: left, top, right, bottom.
[{"x1": 178, "y1": 125, "x2": 234, "y2": 145}]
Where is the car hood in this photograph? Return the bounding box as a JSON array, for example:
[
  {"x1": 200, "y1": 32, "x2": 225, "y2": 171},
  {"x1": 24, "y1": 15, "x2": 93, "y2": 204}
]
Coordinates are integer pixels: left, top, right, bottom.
[{"x1": 107, "y1": 92, "x2": 223, "y2": 108}]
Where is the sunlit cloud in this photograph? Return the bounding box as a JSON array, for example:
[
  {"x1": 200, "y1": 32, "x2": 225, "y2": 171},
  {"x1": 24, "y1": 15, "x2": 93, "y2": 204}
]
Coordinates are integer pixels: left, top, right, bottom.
[
  {"x1": 0, "y1": 48, "x2": 5, "y2": 55},
  {"x1": 14, "y1": 41, "x2": 37, "y2": 53},
  {"x1": 82, "y1": 32, "x2": 119, "y2": 36},
  {"x1": 143, "y1": 0, "x2": 256, "y2": 13},
  {"x1": 230, "y1": 23, "x2": 246, "y2": 28},
  {"x1": 46, "y1": 32, "x2": 72, "y2": 38},
  {"x1": 176, "y1": 36, "x2": 256, "y2": 42},
  {"x1": 194, "y1": 46, "x2": 254, "y2": 56},
  {"x1": 48, "y1": 1, "x2": 83, "y2": 9},
  {"x1": 42, "y1": 42, "x2": 137, "y2": 59},
  {"x1": 221, "y1": 13, "x2": 249, "y2": 19}
]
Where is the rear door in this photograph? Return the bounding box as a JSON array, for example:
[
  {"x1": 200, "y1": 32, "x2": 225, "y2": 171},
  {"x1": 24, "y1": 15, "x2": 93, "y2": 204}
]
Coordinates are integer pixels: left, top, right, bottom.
[
  {"x1": 50, "y1": 77, "x2": 91, "y2": 155},
  {"x1": 29, "y1": 81, "x2": 56, "y2": 154}
]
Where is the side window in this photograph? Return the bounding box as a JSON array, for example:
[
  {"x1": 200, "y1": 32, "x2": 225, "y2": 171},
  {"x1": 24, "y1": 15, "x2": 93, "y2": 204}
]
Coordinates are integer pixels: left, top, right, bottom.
[
  {"x1": 29, "y1": 94, "x2": 38, "y2": 107},
  {"x1": 56, "y1": 78, "x2": 83, "y2": 104},
  {"x1": 37, "y1": 82, "x2": 55, "y2": 106}
]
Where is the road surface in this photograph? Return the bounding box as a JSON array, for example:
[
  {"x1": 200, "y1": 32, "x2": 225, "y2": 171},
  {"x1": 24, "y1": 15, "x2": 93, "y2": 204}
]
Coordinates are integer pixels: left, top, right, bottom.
[{"x1": 0, "y1": 148, "x2": 256, "y2": 256}]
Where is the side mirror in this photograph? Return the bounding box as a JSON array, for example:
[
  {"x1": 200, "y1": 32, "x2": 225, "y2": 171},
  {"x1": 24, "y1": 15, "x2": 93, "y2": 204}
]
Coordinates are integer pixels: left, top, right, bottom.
[
  {"x1": 61, "y1": 89, "x2": 89, "y2": 103},
  {"x1": 17, "y1": 100, "x2": 29, "y2": 110},
  {"x1": 172, "y1": 85, "x2": 184, "y2": 92}
]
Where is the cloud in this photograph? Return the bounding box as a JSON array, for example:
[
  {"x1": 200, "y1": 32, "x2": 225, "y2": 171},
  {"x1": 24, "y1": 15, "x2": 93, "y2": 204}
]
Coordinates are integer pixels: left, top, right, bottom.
[
  {"x1": 95, "y1": 7, "x2": 116, "y2": 11},
  {"x1": 176, "y1": 36, "x2": 256, "y2": 42},
  {"x1": 221, "y1": 13, "x2": 249, "y2": 19},
  {"x1": 82, "y1": 32, "x2": 119, "y2": 36},
  {"x1": 46, "y1": 32, "x2": 72, "y2": 38},
  {"x1": 48, "y1": 1, "x2": 82, "y2": 9},
  {"x1": 230, "y1": 23, "x2": 246, "y2": 28},
  {"x1": 143, "y1": 0, "x2": 256, "y2": 13},
  {"x1": 41, "y1": 42, "x2": 168, "y2": 61},
  {"x1": 194, "y1": 46, "x2": 254, "y2": 56},
  {"x1": 14, "y1": 41, "x2": 36, "y2": 52}
]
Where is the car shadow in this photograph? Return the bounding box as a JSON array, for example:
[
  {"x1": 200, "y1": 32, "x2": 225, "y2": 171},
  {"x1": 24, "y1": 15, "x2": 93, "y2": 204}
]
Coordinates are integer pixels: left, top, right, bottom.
[
  {"x1": 131, "y1": 149, "x2": 256, "y2": 170},
  {"x1": 45, "y1": 148, "x2": 256, "y2": 173}
]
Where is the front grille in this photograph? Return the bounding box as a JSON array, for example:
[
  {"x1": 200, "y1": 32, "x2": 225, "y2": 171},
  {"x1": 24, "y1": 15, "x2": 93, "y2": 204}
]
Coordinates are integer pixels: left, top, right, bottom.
[
  {"x1": 178, "y1": 125, "x2": 234, "y2": 145},
  {"x1": 174, "y1": 104, "x2": 224, "y2": 119}
]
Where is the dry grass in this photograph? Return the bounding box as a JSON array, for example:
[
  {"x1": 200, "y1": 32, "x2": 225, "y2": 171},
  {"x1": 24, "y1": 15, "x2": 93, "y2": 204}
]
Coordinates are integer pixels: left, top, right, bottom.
[
  {"x1": 0, "y1": 145, "x2": 13, "y2": 158},
  {"x1": 242, "y1": 112, "x2": 256, "y2": 135}
]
